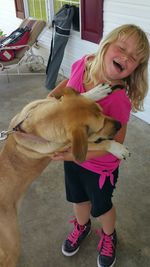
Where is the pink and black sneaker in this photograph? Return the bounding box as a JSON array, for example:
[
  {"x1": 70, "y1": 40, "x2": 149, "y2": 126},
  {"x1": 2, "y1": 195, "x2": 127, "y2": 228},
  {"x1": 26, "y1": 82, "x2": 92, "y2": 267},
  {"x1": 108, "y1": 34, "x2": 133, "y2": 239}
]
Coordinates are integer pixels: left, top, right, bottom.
[
  {"x1": 97, "y1": 229, "x2": 117, "y2": 267},
  {"x1": 62, "y1": 217, "x2": 91, "y2": 256}
]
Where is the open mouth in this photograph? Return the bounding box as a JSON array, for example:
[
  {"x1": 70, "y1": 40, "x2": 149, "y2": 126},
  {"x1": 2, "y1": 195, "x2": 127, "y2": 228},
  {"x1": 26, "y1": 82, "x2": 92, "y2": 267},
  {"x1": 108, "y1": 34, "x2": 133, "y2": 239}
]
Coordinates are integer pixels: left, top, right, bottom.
[
  {"x1": 113, "y1": 60, "x2": 124, "y2": 72},
  {"x1": 95, "y1": 137, "x2": 113, "y2": 143}
]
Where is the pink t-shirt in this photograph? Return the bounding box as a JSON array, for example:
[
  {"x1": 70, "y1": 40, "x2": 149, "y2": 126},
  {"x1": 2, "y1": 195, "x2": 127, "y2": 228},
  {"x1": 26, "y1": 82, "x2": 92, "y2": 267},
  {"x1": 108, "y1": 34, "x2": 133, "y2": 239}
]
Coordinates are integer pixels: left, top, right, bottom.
[{"x1": 67, "y1": 56, "x2": 132, "y2": 188}]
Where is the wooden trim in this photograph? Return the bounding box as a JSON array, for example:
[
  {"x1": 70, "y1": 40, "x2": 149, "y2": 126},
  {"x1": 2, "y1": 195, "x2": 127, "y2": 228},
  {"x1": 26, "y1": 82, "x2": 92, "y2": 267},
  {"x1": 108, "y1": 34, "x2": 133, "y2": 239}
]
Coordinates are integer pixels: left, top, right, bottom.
[
  {"x1": 81, "y1": 0, "x2": 104, "y2": 44},
  {"x1": 14, "y1": 0, "x2": 25, "y2": 19}
]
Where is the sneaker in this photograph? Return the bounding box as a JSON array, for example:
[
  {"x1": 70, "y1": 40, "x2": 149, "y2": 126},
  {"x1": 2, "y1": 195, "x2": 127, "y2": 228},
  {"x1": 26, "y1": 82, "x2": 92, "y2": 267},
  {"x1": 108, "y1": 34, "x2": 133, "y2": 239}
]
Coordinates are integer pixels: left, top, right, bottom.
[
  {"x1": 62, "y1": 217, "x2": 91, "y2": 256},
  {"x1": 97, "y1": 229, "x2": 117, "y2": 267}
]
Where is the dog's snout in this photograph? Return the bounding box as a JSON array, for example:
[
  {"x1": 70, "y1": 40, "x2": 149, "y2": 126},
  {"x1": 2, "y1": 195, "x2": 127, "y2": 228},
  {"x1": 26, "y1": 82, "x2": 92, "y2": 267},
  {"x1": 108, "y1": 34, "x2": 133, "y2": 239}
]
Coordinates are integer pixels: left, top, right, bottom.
[{"x1": 114, "y1": 120, "x2": 121, "y2": 131}]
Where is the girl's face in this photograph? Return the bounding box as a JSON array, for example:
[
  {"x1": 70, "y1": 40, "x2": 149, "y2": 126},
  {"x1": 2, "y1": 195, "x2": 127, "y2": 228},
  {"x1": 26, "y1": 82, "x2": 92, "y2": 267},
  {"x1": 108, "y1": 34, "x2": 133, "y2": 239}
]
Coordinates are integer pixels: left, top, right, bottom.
[{"x1": 103, "y1": 35, "x2": 140, "y2": 81}]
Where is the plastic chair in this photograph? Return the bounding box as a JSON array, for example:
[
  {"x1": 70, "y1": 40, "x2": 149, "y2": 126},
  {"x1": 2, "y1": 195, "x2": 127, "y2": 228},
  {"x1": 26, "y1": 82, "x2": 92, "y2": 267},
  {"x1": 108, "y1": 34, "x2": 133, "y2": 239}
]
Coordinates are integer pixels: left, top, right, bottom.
[{"x1": 0, "y1": 18, "x2": 46, "y2": 75}]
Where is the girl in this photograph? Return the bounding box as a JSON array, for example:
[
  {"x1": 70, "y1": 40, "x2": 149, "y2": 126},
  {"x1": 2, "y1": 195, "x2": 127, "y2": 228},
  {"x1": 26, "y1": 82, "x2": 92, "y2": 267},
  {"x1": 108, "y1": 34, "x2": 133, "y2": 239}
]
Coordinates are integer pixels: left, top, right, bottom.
[{"x1": 48, "y1": 24, "x2": 149, "y2": 267}]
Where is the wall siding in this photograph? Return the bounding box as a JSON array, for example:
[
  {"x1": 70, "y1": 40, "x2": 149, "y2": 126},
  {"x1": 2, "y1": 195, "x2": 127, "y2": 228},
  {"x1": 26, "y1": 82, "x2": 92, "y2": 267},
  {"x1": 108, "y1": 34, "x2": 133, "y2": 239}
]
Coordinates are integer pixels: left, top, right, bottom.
[
  {"x1": 103, "y1": 0, "x2": 150, "y2": 124},
  {"x1": 0, "y1": 0, "x2": 22, "y2": 35},
  {"x1": 0, "y1": 0, "x2": 150, "y2": 123}
]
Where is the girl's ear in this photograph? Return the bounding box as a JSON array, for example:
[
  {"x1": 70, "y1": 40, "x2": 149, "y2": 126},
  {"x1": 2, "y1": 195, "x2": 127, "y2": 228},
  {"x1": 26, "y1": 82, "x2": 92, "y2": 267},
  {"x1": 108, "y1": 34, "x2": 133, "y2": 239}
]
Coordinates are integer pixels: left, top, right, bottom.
[{"x1": 71, "y1": 126, "x2": 88, "y2": 163}]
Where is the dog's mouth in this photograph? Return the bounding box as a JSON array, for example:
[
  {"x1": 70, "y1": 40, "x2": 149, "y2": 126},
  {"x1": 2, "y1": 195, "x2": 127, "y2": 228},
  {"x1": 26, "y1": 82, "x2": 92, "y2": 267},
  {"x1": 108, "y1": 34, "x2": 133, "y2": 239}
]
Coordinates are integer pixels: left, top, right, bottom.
[
  {"x1": 95, "y1": 137, "x2": 113, "y2": 143},
  {"x1": 94, "y1": 138, "x2": 104, "y2": 143}
]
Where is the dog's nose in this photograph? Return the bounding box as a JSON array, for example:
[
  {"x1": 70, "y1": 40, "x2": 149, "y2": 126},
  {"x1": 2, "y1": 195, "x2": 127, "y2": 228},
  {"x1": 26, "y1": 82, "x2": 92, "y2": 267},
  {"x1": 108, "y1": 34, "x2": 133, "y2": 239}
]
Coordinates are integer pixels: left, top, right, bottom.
[{"x1": 114, "y1": 120, "x2": 122, "y2": 131}]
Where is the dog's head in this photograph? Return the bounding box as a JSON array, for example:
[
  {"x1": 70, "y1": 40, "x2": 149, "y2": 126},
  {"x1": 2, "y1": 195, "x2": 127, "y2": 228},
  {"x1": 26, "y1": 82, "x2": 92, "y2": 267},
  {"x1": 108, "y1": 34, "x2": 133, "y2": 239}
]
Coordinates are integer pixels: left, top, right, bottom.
[{"x1": 8, "y1": 88, "x2": 121, "y2": 163}]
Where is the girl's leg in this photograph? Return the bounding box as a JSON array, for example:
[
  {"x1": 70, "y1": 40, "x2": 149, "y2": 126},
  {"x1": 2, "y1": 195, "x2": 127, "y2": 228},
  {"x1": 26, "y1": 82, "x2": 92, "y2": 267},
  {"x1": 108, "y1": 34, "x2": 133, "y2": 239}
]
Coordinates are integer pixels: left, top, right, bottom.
[
  {"x1": 99, "y1": 205, "x2": 116, "y2": 235},
  {"x1": 62, "y1": 201, "x2": 92, "y2": 256},
  {"x1": 97, "y1": 206, "x2": 117, "y2": 267},
  {"x1": 73, "y1": 201, "x2": 92, "y2": 225}
]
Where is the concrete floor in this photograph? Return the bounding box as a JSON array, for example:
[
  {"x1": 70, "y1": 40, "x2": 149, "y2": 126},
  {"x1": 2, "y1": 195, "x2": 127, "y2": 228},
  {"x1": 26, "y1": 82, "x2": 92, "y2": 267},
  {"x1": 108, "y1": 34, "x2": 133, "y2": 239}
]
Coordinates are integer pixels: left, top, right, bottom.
[{"x1": 0, "y1": 72, "x2": 150, "y2": 267}]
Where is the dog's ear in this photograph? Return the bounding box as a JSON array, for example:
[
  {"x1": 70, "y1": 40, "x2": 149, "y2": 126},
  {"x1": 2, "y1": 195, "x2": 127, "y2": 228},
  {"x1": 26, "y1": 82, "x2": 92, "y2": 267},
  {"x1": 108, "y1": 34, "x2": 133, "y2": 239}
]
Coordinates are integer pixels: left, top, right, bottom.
[{"x1": 71, "y1": 126, "x2": 88, "y2": 163}]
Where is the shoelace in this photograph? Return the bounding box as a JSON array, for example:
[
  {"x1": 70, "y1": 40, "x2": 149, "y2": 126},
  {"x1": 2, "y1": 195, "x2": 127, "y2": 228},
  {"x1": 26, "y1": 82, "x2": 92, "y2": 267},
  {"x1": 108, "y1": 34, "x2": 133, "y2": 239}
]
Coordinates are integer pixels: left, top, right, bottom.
[
  {"x1": 67, "y1": 218, "x2": 85, "y2": 246},
  {"x1": 97, "y1": 230, "x2": 114, "y2": 257}
]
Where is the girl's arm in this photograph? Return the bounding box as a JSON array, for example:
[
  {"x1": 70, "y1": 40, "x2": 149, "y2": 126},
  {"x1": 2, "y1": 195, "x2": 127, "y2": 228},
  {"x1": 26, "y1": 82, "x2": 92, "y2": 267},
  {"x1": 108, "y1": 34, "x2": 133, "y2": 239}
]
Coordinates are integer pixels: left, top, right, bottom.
[
  {"x1": 51, "y1": 124, "x2": 127, "y2": 161},
  {"x1": 84, "y1": 124, "x2": 127, "y2": 160}
]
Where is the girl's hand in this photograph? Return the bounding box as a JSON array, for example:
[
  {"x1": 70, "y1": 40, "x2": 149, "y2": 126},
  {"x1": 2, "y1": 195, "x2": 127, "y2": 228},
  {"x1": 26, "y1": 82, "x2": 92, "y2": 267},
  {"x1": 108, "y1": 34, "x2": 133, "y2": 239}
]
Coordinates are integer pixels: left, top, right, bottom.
[{"x1": 51, "y1": 149, "x2": 74, "y2": 161}]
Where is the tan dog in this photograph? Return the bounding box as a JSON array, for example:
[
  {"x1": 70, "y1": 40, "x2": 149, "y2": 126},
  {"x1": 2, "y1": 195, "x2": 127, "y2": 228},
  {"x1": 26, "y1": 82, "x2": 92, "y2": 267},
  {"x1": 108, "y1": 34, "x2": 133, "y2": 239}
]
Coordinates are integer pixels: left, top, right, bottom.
[{"x1": 0, "y1": 87, "x2": 129, "y2": 267}]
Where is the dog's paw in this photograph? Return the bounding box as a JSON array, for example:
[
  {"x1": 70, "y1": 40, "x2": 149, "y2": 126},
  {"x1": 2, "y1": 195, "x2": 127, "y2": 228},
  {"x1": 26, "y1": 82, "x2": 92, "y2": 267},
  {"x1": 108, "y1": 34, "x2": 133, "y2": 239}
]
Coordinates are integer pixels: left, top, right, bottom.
[
  {"x1": 82, "y1": 84, "x2": 112, "y2": 101},
  {"x1": 120, "y1": 146, "x2": 131, "y2": 160},
  {"x1": 108, "y1": 141, "x2": 131, "y2": 159}
]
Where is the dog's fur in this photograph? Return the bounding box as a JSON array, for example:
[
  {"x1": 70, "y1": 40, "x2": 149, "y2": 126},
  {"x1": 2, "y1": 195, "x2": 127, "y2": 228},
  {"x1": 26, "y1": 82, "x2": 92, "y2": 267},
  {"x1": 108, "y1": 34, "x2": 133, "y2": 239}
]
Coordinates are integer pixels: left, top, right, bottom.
[{"x1": 0, "y1": 87, "x2": 129, "y2": 266}]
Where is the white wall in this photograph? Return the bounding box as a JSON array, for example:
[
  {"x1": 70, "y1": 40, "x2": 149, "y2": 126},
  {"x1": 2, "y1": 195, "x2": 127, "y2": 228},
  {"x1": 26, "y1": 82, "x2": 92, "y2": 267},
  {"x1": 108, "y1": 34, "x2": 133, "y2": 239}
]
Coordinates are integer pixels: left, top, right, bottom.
[
  {"x1": 103, "y1": 0, "x2": 150, "y2": 34},
  {"x1": 103, "y1": 0, "x2": 150, "y2": 124},
  {"x1": 0, "y1": 0, "x2": 22, "y2": 35}
]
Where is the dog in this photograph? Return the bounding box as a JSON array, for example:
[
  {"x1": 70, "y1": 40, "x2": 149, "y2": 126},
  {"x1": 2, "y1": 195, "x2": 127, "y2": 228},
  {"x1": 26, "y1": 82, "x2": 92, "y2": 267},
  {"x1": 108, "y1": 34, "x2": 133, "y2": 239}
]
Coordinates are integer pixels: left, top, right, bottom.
[{"x1": 0, "y1": 86, "x2": 130, "y2": 267}]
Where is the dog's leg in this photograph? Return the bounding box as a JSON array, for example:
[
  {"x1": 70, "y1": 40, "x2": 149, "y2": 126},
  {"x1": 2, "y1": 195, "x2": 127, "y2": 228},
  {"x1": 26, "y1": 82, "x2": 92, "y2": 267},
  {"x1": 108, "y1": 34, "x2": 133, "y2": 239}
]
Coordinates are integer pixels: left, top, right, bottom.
[
  {"x1": 0, "y1": 214, "x2": 20, "y2": 267},
  {"x1": 48, "y1": 84, "x2": 111, "y2": 101},
  {"x1": 81, "y1": 84, "x2": 112, "y2": 101},
  {"x1": 88, "y1": 140, "x2": 130, "y2": 159}
]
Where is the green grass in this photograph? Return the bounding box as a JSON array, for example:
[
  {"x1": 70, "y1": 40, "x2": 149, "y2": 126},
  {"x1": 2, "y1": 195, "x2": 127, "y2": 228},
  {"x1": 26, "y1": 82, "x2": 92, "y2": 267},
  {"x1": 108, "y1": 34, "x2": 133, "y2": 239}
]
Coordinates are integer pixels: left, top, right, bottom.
[{"x1": 0, "y1": 30, "x2": 4, "y2": 36}]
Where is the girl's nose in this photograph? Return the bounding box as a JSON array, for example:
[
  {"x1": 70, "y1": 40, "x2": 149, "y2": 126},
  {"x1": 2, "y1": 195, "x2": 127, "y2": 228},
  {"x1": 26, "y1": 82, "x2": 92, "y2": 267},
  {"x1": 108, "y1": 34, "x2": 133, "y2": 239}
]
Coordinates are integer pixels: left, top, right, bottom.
[{"x1": 121, "y1": 54, "x2": 128, "y2": 61}]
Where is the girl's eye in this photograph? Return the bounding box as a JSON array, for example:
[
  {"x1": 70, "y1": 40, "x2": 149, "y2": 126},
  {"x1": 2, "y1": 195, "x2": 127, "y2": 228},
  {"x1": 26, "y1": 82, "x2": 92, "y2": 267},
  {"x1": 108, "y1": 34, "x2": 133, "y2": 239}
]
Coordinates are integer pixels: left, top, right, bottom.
[
  {"x1": 129, "y1": 55, "x2": 137, "y2": 62},
  {"x1": 119, "y1": 46, "x2": 125, "y2": 51},
  {"x1": 131, "y1": 56, "x2": 136, "y2": 62},
  {"x1": 131, "y1": 58, "x2": 135, "y2": 62}
]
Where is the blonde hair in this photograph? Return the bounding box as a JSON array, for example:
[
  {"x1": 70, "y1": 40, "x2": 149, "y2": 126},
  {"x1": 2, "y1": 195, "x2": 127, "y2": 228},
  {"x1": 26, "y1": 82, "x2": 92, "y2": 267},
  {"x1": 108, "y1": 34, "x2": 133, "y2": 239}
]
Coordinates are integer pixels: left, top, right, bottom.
[{"x1": 84, "y1": 24, "x2": 150, "y2": 112}]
